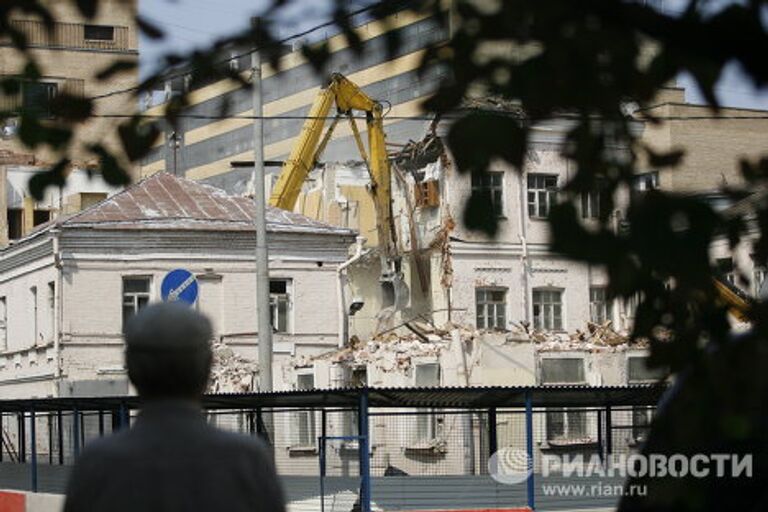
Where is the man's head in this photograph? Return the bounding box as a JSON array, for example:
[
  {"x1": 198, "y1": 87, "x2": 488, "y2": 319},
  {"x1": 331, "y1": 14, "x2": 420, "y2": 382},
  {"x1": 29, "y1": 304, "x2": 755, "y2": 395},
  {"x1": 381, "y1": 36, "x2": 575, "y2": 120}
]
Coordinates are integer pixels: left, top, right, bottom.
[{"x1": 124, "y1": 302, "x2": 213, "y2": 400}]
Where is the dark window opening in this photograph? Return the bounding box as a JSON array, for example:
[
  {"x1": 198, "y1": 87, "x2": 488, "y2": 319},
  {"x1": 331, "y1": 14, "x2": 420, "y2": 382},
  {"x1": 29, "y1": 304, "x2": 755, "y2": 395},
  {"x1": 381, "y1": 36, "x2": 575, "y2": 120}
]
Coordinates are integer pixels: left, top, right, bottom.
[
  {"x1": 471, "y1": 171, "x2": 504, "y2": 217},
  {"x1": 84, "y1": 25, "x2": 115, "y2": 41},
  {"x1": 8, "y1": 209, "x2": 23, "y2": 240},
  {"x1": 22, "y1": 82, "x2": 58, "y2": 118},
  {"x1": 33, "y1": 209, "x2": 50, "y2": 227}
]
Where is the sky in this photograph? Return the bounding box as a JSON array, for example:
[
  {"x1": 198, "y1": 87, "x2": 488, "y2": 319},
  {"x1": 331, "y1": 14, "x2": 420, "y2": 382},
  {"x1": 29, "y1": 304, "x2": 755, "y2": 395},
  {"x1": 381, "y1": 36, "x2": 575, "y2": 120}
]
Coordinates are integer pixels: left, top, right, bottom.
[{"x1": 138, "y1": 0, "x2": 768, "y2": 110}]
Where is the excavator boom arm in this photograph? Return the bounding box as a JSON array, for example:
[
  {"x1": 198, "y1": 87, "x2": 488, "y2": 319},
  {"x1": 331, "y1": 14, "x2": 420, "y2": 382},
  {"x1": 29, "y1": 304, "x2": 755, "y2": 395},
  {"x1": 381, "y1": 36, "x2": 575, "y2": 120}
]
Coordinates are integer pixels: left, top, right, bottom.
[{"x1": 268, "y1": 73, "x2": 397, "y2": 261}]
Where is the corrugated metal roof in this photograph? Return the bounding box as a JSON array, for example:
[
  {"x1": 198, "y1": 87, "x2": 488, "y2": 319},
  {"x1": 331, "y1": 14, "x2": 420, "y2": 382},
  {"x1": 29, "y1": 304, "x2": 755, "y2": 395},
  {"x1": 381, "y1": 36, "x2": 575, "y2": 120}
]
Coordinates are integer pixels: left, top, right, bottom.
[
  {"x1": 0, "y1": 385, "x2": 666, "y2": 412},
  {"x1": 60, "y1": 172, "x2": 355, "y2": 236}
]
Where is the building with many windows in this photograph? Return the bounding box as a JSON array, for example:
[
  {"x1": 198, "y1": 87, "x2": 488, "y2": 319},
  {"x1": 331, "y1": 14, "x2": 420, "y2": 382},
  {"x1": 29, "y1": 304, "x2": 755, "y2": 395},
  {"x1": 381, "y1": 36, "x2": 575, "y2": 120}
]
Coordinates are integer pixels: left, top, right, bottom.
[
  {"x1": 0, "y1": 172, "x2": 355, "y2": 398},
  {"x1": 1, "y1": 0, "x2": 139, "y2": 244}
]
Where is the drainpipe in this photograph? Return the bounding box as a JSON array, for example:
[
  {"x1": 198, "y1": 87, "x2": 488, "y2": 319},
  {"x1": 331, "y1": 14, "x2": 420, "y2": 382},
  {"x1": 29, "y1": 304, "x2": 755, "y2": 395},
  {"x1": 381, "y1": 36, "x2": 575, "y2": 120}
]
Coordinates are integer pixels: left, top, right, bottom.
[
  {"x1": 518, "y1": 171, "x2": 531, "y2": 324},
  {"x1": 51, "y1": 228, "x2": 63, "y2": 391},
  {"x1": 337, "y1": 236, "x2": 370, "y2": 348}
]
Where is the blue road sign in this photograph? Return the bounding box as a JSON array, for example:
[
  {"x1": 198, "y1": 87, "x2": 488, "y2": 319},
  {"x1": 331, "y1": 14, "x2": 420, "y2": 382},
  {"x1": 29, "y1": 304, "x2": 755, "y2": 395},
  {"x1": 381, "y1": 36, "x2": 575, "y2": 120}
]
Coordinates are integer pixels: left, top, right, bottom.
[{"x1": 161, "y1": 269, "x2": 199, "y2": 306}]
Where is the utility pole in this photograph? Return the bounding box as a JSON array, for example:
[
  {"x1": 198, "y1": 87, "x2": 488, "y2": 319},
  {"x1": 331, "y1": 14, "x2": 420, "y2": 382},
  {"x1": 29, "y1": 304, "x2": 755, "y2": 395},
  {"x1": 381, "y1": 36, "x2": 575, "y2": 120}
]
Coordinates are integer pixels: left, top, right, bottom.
[{"x1": 251, "y1": 17, "x2": 273, "y2": 393}]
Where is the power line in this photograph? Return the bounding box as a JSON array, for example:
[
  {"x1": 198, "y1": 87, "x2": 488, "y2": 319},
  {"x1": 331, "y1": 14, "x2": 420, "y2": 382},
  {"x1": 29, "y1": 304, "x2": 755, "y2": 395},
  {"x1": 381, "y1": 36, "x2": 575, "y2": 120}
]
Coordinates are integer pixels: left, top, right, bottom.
[
  {"x1": 91, "y1": 1, "x2": 394, "y2": 102},
  {"x1": 82, "y1": 112, "x2": 768, "y2": 122}
]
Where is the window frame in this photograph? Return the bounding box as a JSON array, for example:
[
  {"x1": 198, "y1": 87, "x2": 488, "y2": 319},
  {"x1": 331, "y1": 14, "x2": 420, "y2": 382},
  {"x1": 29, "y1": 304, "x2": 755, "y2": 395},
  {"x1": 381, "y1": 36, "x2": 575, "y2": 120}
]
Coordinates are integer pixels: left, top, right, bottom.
[
  {"x1": 580, "y1": 187, "x2": 609, "y2": 220},
  {"x1": 269, "y1": 278, "x2": 293, "y2": 334},
  {"x1": 589, "y1": 286, "x2": 612, "y2": 324},
  {"x1": 0, "y1": 296, "x2": 7, "y2": 352},
  {"x1": 532, "y1": 288, "x2": 564, "y2": 331},
  {"x1": 475, "y1": 287, "x2": 507, "y2": 331},
  {"x1": 412, "y1": 362, "x2": 442, "y2": 445},
  {"x1": 122, "y1": 276, "x2": 152, "y2": 328},
  {"x1": 292, "y1": 370, "x2": 318, "y2": 449},
  {"x1": 540, "y1": 357, "x2": 588, "y2": 443},
  {"x1": 21, "y1": 81, "x2": 58, "y2": 119},
  {"x1": 83, "y1": 24, "x2": 116, "y2": 41},
  {"x1": 527, "y1": 173, "x2": 558, "y2": 219},
  {"x1": 30, "y1": 286, "x2": 38, "y2": 344},
  {"x1": 471, "y1": 171, "x2": 504, "y2": 218}
]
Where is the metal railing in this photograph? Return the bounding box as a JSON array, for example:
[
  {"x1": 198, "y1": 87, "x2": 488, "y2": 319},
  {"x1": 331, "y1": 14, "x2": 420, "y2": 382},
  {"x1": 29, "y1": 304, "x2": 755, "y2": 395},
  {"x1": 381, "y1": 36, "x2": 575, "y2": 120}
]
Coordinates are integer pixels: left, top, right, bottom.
[
  {"x1": 0, "y1": 386, "x2": 662, "y2": 512},
  {"x1": 1, "y1": 19, "x2": 133, "y2": 51}
]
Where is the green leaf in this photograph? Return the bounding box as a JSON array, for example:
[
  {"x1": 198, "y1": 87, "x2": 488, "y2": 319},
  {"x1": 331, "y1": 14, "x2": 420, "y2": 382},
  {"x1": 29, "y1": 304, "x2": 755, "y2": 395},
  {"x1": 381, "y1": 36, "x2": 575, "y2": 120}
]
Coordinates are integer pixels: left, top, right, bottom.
[
  {"x1": 447, "y1": 113, "x2": 527, "y2": 174},
  {"x1": 87, "y1": 144, "x2": 132, "y2": 187},
  {"x1": 28, "y1": 159, "x2": 70, "y2": 201}
]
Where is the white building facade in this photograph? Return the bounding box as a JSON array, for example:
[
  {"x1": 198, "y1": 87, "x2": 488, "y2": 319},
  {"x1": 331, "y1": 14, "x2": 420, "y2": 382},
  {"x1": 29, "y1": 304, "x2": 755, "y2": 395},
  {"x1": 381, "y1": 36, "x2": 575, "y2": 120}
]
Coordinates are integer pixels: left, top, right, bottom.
[{"x1": 0, "y1": 172, "x2": 356, "y2": 398}]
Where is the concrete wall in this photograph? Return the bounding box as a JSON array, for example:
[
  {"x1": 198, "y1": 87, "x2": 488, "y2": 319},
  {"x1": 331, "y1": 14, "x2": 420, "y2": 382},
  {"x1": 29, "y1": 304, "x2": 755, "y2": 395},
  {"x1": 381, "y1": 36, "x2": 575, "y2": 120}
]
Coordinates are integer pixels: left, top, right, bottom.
[
  {"x1": 0, "y1": 0, "x2": 139, "y2": 168},
  {"x1": 639, "y1": 93, "x2": 768, "y2": 193}
]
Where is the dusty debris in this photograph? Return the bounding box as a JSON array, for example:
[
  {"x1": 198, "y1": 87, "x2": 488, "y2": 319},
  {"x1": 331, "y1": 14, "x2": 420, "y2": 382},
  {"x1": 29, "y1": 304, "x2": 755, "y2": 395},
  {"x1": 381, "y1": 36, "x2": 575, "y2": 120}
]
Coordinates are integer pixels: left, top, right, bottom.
[{"x1": 208, "y1": 341, "x2": 259, "y2": 393}]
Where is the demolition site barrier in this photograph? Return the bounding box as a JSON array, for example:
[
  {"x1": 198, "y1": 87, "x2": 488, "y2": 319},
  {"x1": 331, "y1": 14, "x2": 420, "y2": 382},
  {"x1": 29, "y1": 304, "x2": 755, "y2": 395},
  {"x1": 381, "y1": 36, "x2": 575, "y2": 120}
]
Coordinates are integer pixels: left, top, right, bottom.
[{"x1": 0, "y1": 385, "x2": 665, "y2": 511}]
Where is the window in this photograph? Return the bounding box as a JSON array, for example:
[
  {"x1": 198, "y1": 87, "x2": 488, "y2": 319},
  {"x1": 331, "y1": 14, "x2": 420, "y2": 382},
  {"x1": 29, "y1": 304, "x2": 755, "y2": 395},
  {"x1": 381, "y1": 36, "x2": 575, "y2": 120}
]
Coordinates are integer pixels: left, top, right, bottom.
[
  {"x1": 415, "y1": 179, "x2": 440, "y2": 208},
  {"x1": 0, "y1": 297, "x2": 6, "y2": 351},
  {"x1": 31, "y1": 286, "x2": 38, "y2": 343},
  {"x1": 541, "y1": 358, "x2": 584, "y2": 384},
  {"x1": 84, "y1": 24, "x2": 115, "y2": 41},
  {"x1": 7, "y1": 209, "x2": 23, "y2": 240},
  {"x1": 343, "y1": 367, "x2": 367, "y2": 438},
  {"x1": 581, "y1": 189, "x2": 608, "y2": 219},
  {"x1": 33, "y1": 210, "x2": 50, "y2": 227},
  {"x1": 414, "y1": 363, "x2": 441, "y2": 443},
  {"x1": 628, "y1": 356, "x2": 662, "y2": 442},
  {"x1": 753, "y1": 255, "x2": 767, "y2": 297},
  {"x1": 47, "y1": 282, "x2": 55, "y2": 342},
  {"x1": 541, "y1": 358, "x2": 587, "y2": 442},
  {"x1": 269, "y1": 279, "x2": 291, "y2": 333},
  {"x1": 527, "y1": 174, "x2": 558, "y2": 218},
  {"x1": 294, "y1": 372, "x2": 317, "y2": 447},
  {"x1": 122, "y1": 277, "x2": 151, "y2": 327},
  {"x1": 633, "y1": 171, "x2": 659, "y2": 192},
  {"x1": 631, "y1": 406, "x2": 654, "y2": 443},
  {"x1": 475, "y1": 287, "x2": 507, "y2": 330},
  {"x1": 627, "y1": 356, "x2": 666, "y2": 382},
  {"x1": 589, "y1": 287, "x2": 611, "y2": 324},
  {"x1": 716, "y1": 258, "x2": 735, "y2": 285},
  {"x1": 623, "y1": 293, "x2": 641, "y2": 322},
  {"x1": 471, "y1": 171, "x2": 503, "y2": 217},
  {"x1": 22, "y1": 81, "x2": 57, "y2": 118},
  {"x1": 532, "y1": 289, "x2": 563, "y2": 331}
]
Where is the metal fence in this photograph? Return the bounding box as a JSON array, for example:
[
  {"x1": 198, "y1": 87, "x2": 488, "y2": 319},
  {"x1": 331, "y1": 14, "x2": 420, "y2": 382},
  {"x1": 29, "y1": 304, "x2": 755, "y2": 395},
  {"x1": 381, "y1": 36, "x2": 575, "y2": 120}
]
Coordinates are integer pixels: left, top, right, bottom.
[{"x1": 0, "y1": 386, "x2": 664, "y2": 512}]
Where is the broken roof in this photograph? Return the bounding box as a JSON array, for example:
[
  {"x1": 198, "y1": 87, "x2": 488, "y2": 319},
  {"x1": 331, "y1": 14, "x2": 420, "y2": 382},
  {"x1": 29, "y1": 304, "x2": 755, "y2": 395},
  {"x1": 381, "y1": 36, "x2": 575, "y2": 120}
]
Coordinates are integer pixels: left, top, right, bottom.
[{"x1": 55, "y1": 171, "x2": 355, "y2": 236}]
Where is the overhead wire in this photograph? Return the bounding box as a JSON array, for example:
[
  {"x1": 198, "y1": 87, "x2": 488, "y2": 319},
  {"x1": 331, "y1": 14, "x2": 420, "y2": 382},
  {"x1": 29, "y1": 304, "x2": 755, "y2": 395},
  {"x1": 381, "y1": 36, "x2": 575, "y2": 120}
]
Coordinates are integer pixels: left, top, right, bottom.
[{"x1": 90, "y1": 0, "x2": 396, "y2": 102}]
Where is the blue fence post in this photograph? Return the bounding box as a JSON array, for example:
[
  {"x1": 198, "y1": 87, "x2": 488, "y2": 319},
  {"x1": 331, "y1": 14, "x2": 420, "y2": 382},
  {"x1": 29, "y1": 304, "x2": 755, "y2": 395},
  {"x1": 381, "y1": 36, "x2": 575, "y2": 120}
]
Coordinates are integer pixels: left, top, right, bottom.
[
  {"x1": 597, "y1": 409, "x2": 604, "y2": 464},
  {"x1": 488, "y1": 407, "x2": 498, "y2": 460},
  {"x1": 120, "y1": 401, "x2": 128, "y2": 430},
  {"x1": 525, "y1": 390, "x2": 535, "y2": 511},
  {"x1": 72, "y1": 407, "x2": 80, "y2": 459},
  {"x1": 30, "y1": 408, "x2": 38, "y2": 492},
  {"x1": 57, "y1": 410, "x2": 64, "y2": 465},
  {"x1": 358, "y1": 389, "x2": 371, "y2": 512},
  {"x1": 605, "y1": 405, "x2": 613, "y2": 459}
]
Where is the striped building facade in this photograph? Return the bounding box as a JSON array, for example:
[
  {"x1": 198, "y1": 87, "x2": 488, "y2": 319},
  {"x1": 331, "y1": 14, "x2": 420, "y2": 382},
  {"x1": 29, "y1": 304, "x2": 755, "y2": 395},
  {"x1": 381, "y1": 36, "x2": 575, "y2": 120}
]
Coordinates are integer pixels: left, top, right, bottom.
[{"x1": 140, "y1": 5, "x2": 451, "y2": 193}]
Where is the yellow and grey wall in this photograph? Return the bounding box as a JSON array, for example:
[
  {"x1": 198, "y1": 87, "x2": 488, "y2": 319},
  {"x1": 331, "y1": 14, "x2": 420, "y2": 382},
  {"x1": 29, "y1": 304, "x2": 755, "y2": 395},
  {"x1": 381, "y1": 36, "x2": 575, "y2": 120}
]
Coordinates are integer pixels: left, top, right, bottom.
[{"x1": 140, "y1": 8, "x2": 450, "y2": 192}]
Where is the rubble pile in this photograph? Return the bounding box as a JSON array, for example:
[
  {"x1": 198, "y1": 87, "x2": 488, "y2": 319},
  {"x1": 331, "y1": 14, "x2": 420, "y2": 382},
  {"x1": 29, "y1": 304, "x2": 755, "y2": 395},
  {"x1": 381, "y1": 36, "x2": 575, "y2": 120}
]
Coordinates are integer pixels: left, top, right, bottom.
[
  {"x1": 516, "y1": 320, "x2": 636, "y2": 351},
  {"x1": 329, "y1": 333, "x2": 449, "y2": 373},
  {"x1": 208, "y1": 341, "x2": 259, "y2": 393}
]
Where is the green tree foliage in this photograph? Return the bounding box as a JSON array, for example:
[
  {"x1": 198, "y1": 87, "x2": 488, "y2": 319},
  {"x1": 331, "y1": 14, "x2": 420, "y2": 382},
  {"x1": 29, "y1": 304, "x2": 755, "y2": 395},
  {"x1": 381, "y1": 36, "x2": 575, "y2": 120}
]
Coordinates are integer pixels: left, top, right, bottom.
[{"x1": 3, "y1": 1, "x2": 768, "y2": 507}]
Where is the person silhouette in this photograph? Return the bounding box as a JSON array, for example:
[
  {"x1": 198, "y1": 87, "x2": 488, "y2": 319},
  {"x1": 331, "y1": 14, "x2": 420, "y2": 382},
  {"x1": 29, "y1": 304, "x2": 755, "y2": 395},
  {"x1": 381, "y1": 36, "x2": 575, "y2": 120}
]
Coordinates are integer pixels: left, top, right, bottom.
[{"x1": 64, "y1": 302, "x2": 285, "y2": 512}]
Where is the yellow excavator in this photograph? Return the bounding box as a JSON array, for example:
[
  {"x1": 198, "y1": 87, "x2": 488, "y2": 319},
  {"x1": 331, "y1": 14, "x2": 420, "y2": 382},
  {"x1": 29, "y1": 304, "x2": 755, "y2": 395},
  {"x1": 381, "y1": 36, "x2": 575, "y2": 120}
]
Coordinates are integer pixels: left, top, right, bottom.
[
  {"x1": 714, "y1": 277, "x2": 754, "y2": 323},
  {"x1": 268, "y1": 73, "x2": 406, "y2": 309}
]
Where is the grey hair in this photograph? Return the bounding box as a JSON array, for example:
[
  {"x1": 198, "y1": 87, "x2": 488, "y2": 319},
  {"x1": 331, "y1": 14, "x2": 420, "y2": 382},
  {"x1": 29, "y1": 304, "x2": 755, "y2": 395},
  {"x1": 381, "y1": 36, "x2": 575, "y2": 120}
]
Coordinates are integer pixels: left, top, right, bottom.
[{"x1": 124, "y1": 302, "x2": 213, "y2": 399}]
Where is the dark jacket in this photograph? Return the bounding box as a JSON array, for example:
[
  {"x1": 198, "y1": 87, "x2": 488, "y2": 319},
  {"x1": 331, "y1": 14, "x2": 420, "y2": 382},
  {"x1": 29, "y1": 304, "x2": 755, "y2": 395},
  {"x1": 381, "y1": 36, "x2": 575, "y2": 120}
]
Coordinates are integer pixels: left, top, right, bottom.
[{"x1": 64, "y1": 402, "x2": 285, "y2": 512}]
